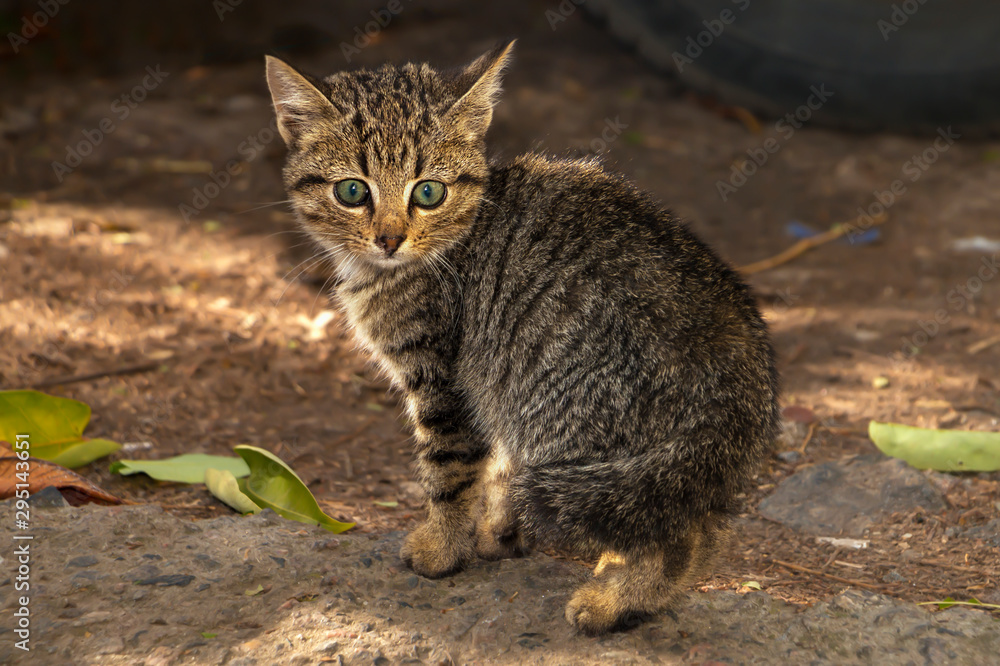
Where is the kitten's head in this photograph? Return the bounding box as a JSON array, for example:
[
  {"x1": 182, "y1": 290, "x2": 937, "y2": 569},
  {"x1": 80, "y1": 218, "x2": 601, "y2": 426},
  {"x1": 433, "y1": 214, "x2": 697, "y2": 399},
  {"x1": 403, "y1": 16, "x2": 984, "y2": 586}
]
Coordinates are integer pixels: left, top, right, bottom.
[{"x1": 266, "y1": 42, "x2": 513, "y2": 277}]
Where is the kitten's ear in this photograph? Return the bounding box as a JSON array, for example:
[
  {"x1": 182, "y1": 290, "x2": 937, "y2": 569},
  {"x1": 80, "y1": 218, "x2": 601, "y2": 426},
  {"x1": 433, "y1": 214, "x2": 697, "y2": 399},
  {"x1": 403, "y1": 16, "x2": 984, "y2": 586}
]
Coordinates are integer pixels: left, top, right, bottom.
[
  {"x1": 265, "y1": 56, "x2": 339, "y2": 146},
  {"x1": 444, "y1": 40, "x2": 515, "y2": 141}
]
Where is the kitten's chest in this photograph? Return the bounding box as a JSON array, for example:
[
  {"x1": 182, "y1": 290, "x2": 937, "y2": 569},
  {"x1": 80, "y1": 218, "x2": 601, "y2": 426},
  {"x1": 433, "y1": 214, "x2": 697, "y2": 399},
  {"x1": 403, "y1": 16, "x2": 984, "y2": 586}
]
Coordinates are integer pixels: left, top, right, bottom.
[{"x1": 336, "y1": 269, "x2": 457, "y2": 383}]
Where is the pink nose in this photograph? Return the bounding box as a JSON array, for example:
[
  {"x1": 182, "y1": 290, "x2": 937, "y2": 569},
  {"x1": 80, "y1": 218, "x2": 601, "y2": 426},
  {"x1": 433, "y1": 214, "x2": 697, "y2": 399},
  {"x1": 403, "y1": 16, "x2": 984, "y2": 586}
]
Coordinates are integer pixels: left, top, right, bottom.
[{"x1": 375, "y1": 235, "x2": 405, "y2": 257}]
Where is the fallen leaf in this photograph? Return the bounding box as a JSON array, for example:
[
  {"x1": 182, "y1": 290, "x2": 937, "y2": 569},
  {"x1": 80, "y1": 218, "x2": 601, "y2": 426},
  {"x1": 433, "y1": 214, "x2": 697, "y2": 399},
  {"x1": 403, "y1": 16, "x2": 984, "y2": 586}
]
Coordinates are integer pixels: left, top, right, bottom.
[
  {"x1": 206, "y1": 468, "x2": 260, "y2": 514},
  {"x1": 234, "y1": 445, "x2": 354, "y2": 533},
  {"x1": 0, "y1": 456, "x2": 122, "y2": 505},
  {"x1": 0, "y1": 390, "x2": 121, "y2": 468},
  {"x1": 111, "y1": 454, "x2": 250, "y2": 484},
  {"x1": 782, "y1": 405, "x2": 817, "y2": 424},
  {"x1": 869, "y1": 421, "x2": 1000, "y2": 471}
]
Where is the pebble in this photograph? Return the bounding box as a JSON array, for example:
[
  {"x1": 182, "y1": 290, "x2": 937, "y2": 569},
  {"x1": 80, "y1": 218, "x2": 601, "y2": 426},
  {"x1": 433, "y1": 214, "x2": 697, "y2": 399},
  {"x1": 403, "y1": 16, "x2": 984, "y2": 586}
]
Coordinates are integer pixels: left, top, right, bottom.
[
  {"x1": 67, "y1": 555, "x2": 99, "y2": 568},
  {"x1": 135, "y1": 574, "x2": 196, "y2": 587},
  {"x1": 27, "y1": 486, "x2": 70, "y2": 508}
]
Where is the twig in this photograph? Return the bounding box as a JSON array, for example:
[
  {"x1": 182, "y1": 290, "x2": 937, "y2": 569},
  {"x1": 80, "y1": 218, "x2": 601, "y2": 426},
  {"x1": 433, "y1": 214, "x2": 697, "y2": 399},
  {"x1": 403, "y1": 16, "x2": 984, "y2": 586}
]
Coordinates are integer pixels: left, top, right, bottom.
[
  {"x1": 739, "y1": 212, "x2": 888, "y2": 275},
  {"x1": 30, "y1": 360, "x2": 161, "y2": 389},
  {"x1": 772, "y1": 559, "x2": 887, "y2": 592},
  {"x1": 968, "y1": 334, "x2": 1000, "y2": 355},
  {"x1": 914, "y1": 559, "x2": 995, "y2": 576},
  {"x1": 798, "y1": 422, "x2": 818, "y2": 454}
]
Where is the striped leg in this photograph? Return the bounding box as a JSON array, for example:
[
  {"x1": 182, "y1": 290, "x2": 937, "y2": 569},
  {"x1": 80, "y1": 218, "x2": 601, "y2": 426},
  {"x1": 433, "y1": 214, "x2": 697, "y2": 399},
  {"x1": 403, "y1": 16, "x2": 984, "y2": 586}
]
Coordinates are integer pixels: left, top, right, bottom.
[
  {"x1": 399, "y1": 387, "x2": 488, "y2": 578},
  {"x1": 475, "y1": 449, "x2": 528, "y2": 560}
]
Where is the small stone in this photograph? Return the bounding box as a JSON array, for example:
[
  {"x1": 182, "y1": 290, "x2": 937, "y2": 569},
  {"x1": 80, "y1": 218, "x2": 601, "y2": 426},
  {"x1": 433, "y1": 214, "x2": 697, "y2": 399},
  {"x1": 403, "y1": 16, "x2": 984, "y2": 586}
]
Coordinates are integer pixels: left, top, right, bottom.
[
  {"x1": 97, "y1": 636, "x2": 125, "y2": 655},
  {"x1": 317, "y1": 641, "x2": 340, "y2": 654},
  {"x1": 67, "y1": 555, "x2": 98, "y2": 568},
  {"x1": 882, "y1": 570, "x2": 907, "y2": 584},
  {"x1": 27, "y1": 486, "x2": 70, "y2": 509},
  {"x1": 135, "y1": 574, "x2": 196, "y2": 587},
  {"x1": 142, "y1": 554, "x2": 163, "y2": 560},
  {"x1": 777, "y1": 450, "x2": 802, "y2": 464},
  {"x1": 406, "y1": 575, "x2": 420, "y2": 589},
  {"x1": 72, "y1": 611, "x2": 113, "y2": 627}
]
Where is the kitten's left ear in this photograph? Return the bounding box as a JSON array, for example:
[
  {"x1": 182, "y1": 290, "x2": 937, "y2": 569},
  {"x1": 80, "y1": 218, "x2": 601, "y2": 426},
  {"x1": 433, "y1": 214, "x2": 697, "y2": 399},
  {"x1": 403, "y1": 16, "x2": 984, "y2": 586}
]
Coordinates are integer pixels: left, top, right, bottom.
[
  {"x1": 265, "y1": 55, "x2": 340, "y2": 147},
  {"x1": 444, "y1": 40, "x2": 515, "y2": 141}
]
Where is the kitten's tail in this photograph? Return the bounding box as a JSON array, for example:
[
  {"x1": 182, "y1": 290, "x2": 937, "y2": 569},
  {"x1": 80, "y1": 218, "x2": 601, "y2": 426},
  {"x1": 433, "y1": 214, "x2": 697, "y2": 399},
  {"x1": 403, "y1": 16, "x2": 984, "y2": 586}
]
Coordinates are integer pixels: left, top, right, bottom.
[{"x1": 511, "y1": 446, "x2": 747, "y2": 555}]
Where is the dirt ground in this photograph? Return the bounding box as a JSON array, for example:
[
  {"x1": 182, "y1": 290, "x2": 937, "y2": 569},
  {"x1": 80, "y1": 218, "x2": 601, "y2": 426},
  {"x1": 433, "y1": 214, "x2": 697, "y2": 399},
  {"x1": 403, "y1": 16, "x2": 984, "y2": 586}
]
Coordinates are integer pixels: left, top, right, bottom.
[{"x1": 1, "y1": 1, "x2": 999, "y2": 663}]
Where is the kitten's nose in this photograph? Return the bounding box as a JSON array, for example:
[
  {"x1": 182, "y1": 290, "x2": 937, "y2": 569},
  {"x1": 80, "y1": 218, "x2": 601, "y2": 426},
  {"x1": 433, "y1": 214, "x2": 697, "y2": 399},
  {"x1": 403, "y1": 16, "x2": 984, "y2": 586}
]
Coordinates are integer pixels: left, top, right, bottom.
[{"x1": 375, "y1": 234, "x2": 405, "y2": 257}]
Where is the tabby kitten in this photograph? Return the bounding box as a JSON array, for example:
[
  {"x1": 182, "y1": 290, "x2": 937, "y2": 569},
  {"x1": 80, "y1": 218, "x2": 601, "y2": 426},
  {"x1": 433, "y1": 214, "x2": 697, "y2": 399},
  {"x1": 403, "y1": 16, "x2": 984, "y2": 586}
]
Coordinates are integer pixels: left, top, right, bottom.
[{"x1": 266, "y1": 42, "x2": 779, "y2": 634}]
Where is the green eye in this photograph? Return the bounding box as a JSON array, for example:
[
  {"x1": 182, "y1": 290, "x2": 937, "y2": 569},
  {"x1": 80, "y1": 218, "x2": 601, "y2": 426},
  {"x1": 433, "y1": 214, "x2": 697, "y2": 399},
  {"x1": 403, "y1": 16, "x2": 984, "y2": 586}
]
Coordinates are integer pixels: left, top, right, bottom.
[
  {"x1": 411, "y1": 180, "x2": 446, "y2": 208},
  {"x1": 334, "y1": 179, "x2": 369, "y2": 206}
]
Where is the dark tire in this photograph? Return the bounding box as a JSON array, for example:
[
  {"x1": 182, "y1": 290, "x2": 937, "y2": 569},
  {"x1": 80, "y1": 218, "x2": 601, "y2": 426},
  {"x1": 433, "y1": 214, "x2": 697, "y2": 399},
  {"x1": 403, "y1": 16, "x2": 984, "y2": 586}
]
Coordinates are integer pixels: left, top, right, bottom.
[{"x1": 585, "y1": 0, "x2": 1000, "y2": 135}]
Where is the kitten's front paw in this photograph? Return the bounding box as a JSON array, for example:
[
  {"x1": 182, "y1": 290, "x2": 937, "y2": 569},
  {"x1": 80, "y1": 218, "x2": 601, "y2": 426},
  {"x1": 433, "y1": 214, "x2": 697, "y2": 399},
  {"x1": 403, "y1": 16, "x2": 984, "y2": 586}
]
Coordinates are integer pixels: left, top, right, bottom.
[
  {"x1": 400, "y1": 521, "x2": 472, "y2": 578},
  {"x1": 565, "y1": 581, "x2": 647, "y2": 636}
]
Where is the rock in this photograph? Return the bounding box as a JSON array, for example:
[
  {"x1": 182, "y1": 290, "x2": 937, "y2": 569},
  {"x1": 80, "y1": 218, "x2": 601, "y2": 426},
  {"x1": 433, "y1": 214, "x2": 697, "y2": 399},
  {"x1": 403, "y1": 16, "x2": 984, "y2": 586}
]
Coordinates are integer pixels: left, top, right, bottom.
[
  {"x1": 777, "y1": 450, "x2": 802, "y2": 464},
  {"x1": 961, "y1": 518, "x2": 1000, "y2": 547},
  {"x1": 28, "y1": 486, "x2": 70, "y2": 508},
  {"x1": 135, "y1": 574, "x2": 196, "y2": 587},
  {"x1": 758, "y1": 454, "x2": 947, "y2": 536},
  {"x1": 67, "y1": 555, "x2": 99, "y2": 568}
]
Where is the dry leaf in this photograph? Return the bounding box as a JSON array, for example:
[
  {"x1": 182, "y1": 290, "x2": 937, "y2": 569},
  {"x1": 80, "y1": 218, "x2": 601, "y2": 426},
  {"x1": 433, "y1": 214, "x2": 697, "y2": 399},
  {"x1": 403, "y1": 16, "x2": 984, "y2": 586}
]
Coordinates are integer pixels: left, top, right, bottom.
[{"x1": 0, "y1": 456, "x2": 123, "y2": 506}]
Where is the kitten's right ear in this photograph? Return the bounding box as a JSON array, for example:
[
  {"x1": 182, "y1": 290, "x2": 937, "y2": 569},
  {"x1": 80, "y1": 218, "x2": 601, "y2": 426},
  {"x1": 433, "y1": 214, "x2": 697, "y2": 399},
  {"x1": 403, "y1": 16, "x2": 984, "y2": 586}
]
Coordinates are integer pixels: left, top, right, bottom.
[
  {"x1": 265, "y1": 56, "x2": 339, "y2": 147},
  {"x1": 443, "y1": 41, "x2": 515, "y2": 142}
]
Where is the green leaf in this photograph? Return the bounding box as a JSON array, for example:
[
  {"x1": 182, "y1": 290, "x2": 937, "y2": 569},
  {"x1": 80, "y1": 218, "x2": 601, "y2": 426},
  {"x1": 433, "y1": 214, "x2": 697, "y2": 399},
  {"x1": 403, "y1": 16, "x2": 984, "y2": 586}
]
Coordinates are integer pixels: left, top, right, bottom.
[
  {"x1": 869, "y1": 421, "x2": 1000, "y2": 471},
  {"x1": 234, "y1": 445, "x2": 354, "y2": 533},
  {"x1": 373, "y1": 500, "x2": 398, "y2": 508},
  {"x1": 918, "y1": 598, "x2": 1000, "y2": 611},
  {"x1": 0, "y1": 390, "x2": 121, "y2": 468},
  {"x1": 201, "y1": 632, "x2": 217, "y2": 639},
  {"x1": 205, "y1": 468, "x2": 261, "y2": 514},
  {"x1": 45, "y1": 438, "x2": 123, "y2": 469},
  {"x1": 741, "y1": 581, "x2": 763, "y2": 590},
  {"x1": 245, "y1": 584, "x2": 265, "y2": 596},
  {"x1": 111, "y1": 454, "x2": 250, "y2": 484}
]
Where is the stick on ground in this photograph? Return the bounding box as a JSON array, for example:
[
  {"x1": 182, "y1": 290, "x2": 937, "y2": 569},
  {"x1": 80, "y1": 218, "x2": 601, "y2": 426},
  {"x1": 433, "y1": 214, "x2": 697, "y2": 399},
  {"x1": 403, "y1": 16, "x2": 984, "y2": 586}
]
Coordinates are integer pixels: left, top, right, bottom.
[{"x1": 740, "y1": 212, "x2": 889, "y2": 275}]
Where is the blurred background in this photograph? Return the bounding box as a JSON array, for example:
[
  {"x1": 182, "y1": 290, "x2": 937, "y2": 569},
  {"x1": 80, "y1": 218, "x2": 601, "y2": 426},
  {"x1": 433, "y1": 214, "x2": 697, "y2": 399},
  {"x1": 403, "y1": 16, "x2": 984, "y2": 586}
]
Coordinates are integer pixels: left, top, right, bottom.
[{"x1": 0, "y1": 0, "x2": 998, "y2": 600}]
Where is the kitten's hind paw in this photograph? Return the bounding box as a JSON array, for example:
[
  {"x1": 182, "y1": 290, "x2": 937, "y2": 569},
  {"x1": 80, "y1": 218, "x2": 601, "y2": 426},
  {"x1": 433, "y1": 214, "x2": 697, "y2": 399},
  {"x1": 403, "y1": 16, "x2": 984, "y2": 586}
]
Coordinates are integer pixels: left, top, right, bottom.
[
  {"x1": 565, "y1": 580, "x2": 650, "y2": 636},
  {"x1": 399, "y1": 521, "x2": 472, "y2": 579}
]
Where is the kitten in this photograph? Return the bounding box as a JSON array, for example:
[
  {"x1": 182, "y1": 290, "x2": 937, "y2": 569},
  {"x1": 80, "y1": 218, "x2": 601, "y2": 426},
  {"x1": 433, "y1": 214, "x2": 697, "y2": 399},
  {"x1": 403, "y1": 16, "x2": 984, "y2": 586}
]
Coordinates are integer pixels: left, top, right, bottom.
[{"x1": 266, "y1": 42, "x2": 779, "y2": 634}]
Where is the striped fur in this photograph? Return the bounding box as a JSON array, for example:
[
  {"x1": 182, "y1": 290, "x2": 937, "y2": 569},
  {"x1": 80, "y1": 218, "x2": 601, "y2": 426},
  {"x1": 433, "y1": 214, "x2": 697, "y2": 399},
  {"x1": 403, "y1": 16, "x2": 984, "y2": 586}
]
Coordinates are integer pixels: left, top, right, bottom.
[{"x1": 266, "y1": 43, "x2": 780, "y2": 634}]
